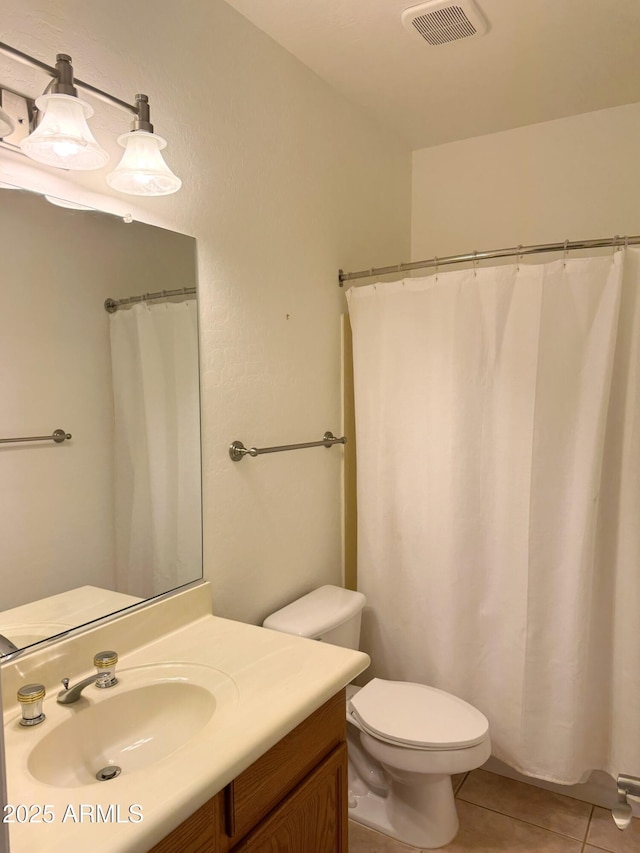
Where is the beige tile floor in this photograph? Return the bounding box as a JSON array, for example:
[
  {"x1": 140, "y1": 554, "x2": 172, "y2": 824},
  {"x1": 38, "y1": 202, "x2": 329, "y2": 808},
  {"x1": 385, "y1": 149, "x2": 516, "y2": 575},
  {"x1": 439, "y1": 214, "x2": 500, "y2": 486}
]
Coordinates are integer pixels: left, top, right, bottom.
[{"x1": 349, "y1": 769, "x2": 640, "y2": 852}]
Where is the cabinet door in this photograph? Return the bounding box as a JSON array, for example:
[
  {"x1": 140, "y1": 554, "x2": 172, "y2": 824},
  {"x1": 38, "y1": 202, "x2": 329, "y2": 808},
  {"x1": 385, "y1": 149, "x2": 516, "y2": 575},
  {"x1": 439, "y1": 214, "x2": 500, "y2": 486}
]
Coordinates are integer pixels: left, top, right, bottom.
[
  {"x1": 147, "y1": 792, "x2": 225, "y2": 853},
  {"x1": 226, "y1": 690, "x2": 345, "y2": 842},
  {"x1": 232, "y1": 744, "x2": 347, "y2": 853}
]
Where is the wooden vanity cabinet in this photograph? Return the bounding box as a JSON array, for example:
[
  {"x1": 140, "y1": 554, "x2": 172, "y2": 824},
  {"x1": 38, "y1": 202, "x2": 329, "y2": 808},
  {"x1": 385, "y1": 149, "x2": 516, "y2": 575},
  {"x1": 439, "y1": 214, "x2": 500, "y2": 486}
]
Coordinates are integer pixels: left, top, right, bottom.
[{"x1": 149, "y1": 689, "x2": 348, "y2": 853}]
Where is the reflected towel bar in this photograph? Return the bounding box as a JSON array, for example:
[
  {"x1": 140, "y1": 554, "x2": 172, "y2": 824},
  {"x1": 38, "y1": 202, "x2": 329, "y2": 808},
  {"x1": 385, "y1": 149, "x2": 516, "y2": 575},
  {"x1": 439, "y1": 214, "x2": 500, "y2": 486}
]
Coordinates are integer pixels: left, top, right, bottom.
[
  {"x1": 0, "y1": 429, "x2": 72, "y2": 445},
  {"x1": 229, "y1": 431, "x2": 346, "y2": 462}
]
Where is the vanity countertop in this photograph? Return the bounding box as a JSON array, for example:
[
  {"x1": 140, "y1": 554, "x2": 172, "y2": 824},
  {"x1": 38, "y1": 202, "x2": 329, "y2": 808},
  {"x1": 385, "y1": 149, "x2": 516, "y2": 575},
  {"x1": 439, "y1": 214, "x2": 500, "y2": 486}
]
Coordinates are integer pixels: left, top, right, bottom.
[
  {"x1": 2, "y1": 588, "x2": 370, "y2": 852},
  {"x1": 0, "y1": 586, "x2": 142, "y2": 650}
]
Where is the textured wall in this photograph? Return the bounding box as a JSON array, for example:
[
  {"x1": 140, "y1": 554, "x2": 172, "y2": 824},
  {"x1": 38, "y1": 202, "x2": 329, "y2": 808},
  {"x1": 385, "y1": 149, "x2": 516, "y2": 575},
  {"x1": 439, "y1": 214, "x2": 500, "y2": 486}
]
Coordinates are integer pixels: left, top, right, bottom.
[
  {"x1": 0, "y1": 0, "x2": 411, "y2": 624},
  {"x1": 411, "y1": 102, "x2": 640, "y2": 260}
]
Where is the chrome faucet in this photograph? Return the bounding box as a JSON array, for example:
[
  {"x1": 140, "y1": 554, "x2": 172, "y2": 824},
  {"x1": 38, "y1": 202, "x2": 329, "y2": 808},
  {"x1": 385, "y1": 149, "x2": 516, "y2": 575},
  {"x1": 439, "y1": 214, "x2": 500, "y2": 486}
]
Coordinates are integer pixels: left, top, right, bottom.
[
  {"x1": 0, "y1": 633, "x2": 18, "y2": 655},
  {"x1": 57, "y1": 650, "x2": 118, "y2": 704}
]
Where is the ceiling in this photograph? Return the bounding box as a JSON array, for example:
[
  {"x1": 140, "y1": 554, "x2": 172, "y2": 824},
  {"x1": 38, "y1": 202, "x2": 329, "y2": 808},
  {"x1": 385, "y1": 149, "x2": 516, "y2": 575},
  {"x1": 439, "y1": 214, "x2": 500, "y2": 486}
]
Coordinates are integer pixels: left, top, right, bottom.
[{"x1": 224, "y1": 0, "x2": 640, "y2": 150}]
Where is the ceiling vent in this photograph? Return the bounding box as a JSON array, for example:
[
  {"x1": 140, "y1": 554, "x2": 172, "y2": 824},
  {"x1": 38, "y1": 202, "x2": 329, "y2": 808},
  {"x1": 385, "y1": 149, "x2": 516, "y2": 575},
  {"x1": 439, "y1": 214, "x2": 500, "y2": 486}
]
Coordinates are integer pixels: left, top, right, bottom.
[{"x1": 401, "y1": 0, "x2": 488, "y2": 46}]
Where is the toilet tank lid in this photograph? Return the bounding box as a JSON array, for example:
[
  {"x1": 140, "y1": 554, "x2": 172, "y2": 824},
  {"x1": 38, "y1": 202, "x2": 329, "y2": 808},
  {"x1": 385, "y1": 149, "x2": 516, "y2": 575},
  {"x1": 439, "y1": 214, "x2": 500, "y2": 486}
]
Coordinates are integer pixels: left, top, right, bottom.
[{"x1": 262, "y1": 585, "x2": 366, "y2": 639}]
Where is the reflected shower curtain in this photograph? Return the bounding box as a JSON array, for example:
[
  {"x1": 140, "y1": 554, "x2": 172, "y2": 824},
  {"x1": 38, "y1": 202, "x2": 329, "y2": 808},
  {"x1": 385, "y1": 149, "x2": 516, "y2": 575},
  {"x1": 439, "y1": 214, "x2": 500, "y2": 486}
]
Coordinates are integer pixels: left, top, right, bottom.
[
  {"x1": 347, "y1": 249, "x2": 640, "y2": 784},
  {"x1": 109, "y1": 301, "x2": 201, "y2": 598}
]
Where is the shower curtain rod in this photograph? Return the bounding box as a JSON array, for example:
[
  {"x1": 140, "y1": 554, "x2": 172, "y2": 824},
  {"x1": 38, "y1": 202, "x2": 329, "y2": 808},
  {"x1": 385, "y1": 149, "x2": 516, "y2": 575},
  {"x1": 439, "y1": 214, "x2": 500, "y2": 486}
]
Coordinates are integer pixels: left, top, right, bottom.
[
  {"x1": 104, "y1": 286, "x2": 196, "y2": 313},
  {"x1": 338, "y1": 234, "x2": 640, "y2": 286}
]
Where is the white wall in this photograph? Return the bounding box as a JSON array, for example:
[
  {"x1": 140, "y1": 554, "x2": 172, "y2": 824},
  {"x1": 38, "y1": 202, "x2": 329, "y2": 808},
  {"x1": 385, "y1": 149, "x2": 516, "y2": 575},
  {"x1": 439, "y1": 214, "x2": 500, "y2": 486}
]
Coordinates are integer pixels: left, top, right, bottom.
[
  {"x1": 412, "y1": 102, "x2": 640, "y2": 260},
  {"x1": 0, "y1": 1, "x2": 411, "y2": 624}
]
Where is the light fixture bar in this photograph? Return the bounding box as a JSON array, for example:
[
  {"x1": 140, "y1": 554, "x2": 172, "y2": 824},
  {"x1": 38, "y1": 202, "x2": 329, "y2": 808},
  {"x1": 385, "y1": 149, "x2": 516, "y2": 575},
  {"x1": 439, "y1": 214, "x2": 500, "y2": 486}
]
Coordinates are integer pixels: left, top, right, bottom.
[
  {"x1": 0, "y1": 40, "x2": 182, "y2": 195},
  {"x1": 0, "y1": 41, "x2": 137, "y2": 116},
  {"x1": 0, "y1": 40, "x2": 56, "y2": 76}
]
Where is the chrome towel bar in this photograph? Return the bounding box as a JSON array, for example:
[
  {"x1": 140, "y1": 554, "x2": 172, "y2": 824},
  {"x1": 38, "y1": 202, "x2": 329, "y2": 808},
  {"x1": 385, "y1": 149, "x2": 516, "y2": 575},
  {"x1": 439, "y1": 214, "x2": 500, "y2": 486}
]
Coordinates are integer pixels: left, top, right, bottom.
[
  {"x1": 229, "y1": 431, "x2": 346, "y2": 462},
  {"x1": 0, "y1": 429, "x2": 72, "y2": 445}
]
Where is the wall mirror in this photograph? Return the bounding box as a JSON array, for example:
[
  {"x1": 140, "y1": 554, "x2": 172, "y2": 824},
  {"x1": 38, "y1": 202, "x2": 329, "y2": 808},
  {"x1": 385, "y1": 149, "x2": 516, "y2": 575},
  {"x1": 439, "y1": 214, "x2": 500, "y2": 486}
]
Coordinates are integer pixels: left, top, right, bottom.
[{"x1": 0, "y1": 187, "x2": 202, "y2": 656}]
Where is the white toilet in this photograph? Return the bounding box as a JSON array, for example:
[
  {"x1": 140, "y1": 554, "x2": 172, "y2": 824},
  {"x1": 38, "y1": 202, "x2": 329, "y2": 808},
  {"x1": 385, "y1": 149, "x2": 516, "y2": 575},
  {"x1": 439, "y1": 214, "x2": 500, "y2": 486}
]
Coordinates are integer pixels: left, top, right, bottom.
[{"x1": 263, "y1": 585, "x2": 491, "y2": 849}]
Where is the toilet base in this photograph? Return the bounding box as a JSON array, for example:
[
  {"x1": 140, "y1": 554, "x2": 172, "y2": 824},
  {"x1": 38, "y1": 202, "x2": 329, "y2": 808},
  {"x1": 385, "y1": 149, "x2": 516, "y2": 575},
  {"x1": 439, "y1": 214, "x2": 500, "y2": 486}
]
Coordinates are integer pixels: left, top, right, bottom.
[{"x1": 348, "y1": 764, "x2": 459, "y2": 849}]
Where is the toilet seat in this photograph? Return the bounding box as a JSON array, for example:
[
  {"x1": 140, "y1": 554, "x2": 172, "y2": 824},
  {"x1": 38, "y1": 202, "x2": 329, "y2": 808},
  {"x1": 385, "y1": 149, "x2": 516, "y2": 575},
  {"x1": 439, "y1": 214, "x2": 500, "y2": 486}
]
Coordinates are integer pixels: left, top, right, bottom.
[{"x1": 348, "y1": 678, "x2": 489, "y2": 751}]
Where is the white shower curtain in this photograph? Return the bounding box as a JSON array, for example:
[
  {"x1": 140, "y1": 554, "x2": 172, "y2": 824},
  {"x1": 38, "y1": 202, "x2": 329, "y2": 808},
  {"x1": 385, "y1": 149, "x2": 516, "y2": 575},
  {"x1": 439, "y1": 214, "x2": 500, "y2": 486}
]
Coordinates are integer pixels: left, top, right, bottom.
[
  {"x1": 109, "y1": 300, "x2": 202, "y2": 598},
  {"x1": 347, "y1": 249, "x2": 640, "y2": 785}
]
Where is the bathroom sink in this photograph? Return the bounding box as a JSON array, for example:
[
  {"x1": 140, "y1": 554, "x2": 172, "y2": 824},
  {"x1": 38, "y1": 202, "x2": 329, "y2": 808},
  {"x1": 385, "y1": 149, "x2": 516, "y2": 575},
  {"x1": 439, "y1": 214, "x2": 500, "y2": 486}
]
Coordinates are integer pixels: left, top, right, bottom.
[{"x1": 26, "y1": 663, "x2": 238, "y2": 787}]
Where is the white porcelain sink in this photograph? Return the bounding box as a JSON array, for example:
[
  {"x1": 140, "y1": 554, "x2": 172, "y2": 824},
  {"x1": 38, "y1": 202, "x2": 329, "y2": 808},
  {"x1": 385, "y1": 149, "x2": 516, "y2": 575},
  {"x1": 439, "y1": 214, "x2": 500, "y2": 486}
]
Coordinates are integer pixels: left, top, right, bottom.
[{"x1": 27, "y1": 663, "x2": 238, "y2": 787}]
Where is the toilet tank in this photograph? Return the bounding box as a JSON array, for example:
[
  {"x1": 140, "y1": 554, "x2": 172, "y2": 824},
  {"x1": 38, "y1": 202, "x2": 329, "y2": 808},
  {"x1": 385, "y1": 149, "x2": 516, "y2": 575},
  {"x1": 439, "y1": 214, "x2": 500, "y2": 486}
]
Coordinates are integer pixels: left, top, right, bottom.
[{"x1": 263, "y1": 585, "x2": 366, "y2": 650}]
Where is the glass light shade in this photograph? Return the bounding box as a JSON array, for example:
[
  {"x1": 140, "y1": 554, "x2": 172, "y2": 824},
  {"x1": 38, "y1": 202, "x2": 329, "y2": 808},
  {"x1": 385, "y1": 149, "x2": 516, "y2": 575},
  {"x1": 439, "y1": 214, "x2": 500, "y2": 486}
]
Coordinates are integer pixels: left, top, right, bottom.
[
  {"x1": 0, "y1": 106, "x2": 16, "y2": 138},
  {"x1": 106, "y1": 131, "x2": 181, "y2": 196},
  {"x1": 20, "y1": 93, "x2": 109, "y2": 170},
  {"x1": 44, "y1": 195, "x2": 93, "y2": 211}
]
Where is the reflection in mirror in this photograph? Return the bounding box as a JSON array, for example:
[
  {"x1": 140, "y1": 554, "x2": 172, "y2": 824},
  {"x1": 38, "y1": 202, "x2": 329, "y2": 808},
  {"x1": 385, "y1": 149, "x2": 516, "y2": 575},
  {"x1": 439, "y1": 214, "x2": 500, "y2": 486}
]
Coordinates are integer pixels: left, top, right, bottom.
[{"x1": 0, "y1": 188, "x2": 202, "y2": 656}]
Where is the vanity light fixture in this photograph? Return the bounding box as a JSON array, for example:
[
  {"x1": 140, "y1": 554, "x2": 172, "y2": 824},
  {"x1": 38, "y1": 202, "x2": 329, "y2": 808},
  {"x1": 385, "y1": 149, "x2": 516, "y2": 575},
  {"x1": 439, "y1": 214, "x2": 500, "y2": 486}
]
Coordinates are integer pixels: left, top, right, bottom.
[
  {"x1": 0, "y1": 104, "x2": 15, "y2": 137},
  {"x1": 106, "y1": 95, "x2": 181, "y2": 196},
  {"x1": 44, "y1": 194, "x2": 94, "y2": 211},
  {"x1": 0, "y1": 41, "x2": 181, "y2": 196},
  {"x1": 19, "y1": 54, "x2": 109, "y2": 171}
]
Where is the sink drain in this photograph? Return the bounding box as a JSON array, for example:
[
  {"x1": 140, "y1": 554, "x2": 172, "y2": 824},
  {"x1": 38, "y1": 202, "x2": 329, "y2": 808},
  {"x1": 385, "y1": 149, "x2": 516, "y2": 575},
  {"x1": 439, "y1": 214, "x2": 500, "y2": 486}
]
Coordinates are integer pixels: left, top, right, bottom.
[{"x1": 96, "y1": 765, "x2": 121, "y2": 782}]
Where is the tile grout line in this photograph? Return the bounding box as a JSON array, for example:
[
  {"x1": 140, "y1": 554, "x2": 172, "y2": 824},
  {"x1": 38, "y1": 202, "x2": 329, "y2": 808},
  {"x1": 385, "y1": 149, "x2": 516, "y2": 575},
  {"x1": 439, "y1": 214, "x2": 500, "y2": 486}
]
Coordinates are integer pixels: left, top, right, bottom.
[
  {"x1": 350, "y1": 799, "x2": 619, "y2": 853},
  {"x1": 581, "y1": 804, "x2": 624, "y2": 853},
  {"x1": 580, "y1": 805, "x2": 594, "y2": 852},
  {"x1": 353, "y1": 772, "x2": 629, "y2": 853},
  {"x1": 456, "y1": 799, "x2": 595, "y2": 845},
  {"x1": 453, "y1": 771, "x2": 470, "y2": 797},
  {"x1": 468, "y1": 768, "x2": 613, "y2": 809}
]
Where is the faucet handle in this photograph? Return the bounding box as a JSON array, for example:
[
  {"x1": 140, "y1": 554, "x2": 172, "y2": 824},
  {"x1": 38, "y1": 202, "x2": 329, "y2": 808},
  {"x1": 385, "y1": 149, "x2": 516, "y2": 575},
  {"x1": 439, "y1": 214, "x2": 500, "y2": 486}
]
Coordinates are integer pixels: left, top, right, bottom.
[
  {"x1": 17, "y1": 683, "x2": 46, "y2": 727},
  {"x1": 94, "y1": 650, "x2": 118, "y2": 668},
  {"x1": 94, "y1": 650, "x2": 118, "y2": 688}
]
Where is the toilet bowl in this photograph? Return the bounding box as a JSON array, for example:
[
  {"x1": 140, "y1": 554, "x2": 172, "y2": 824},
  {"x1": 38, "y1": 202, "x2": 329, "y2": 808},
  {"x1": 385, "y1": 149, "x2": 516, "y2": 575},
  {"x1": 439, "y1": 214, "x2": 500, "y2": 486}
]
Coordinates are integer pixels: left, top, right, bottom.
[
  {"x1": 346, "y1": 678, "x2": 490, "y2": 847},
  {"x1": 263, "y1": 585, "x2": 491, "y2": 849}
]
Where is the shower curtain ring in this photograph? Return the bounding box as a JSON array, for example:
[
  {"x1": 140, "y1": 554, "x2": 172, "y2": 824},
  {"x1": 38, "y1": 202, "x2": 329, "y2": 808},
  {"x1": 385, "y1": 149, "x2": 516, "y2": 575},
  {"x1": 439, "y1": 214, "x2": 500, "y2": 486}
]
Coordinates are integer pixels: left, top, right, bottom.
[
  {"x1": 517, "y1": 245, "x2": 523, "y2": 271},
  {"x1": 612, "y1": 235, "x2": 620, "y2": 258},
  {"x1": 611, "y1": 235, "x2": 621, "y2": 263},
  {"x1": 435, "y1": 255, "x2": 438, "y2": 281},
  {"x1": 473, "y1": 251, "x2": 478, "y2": 277},
  {"x1": 563, "y1": 239, "x2": 569, "y2": 268}
]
